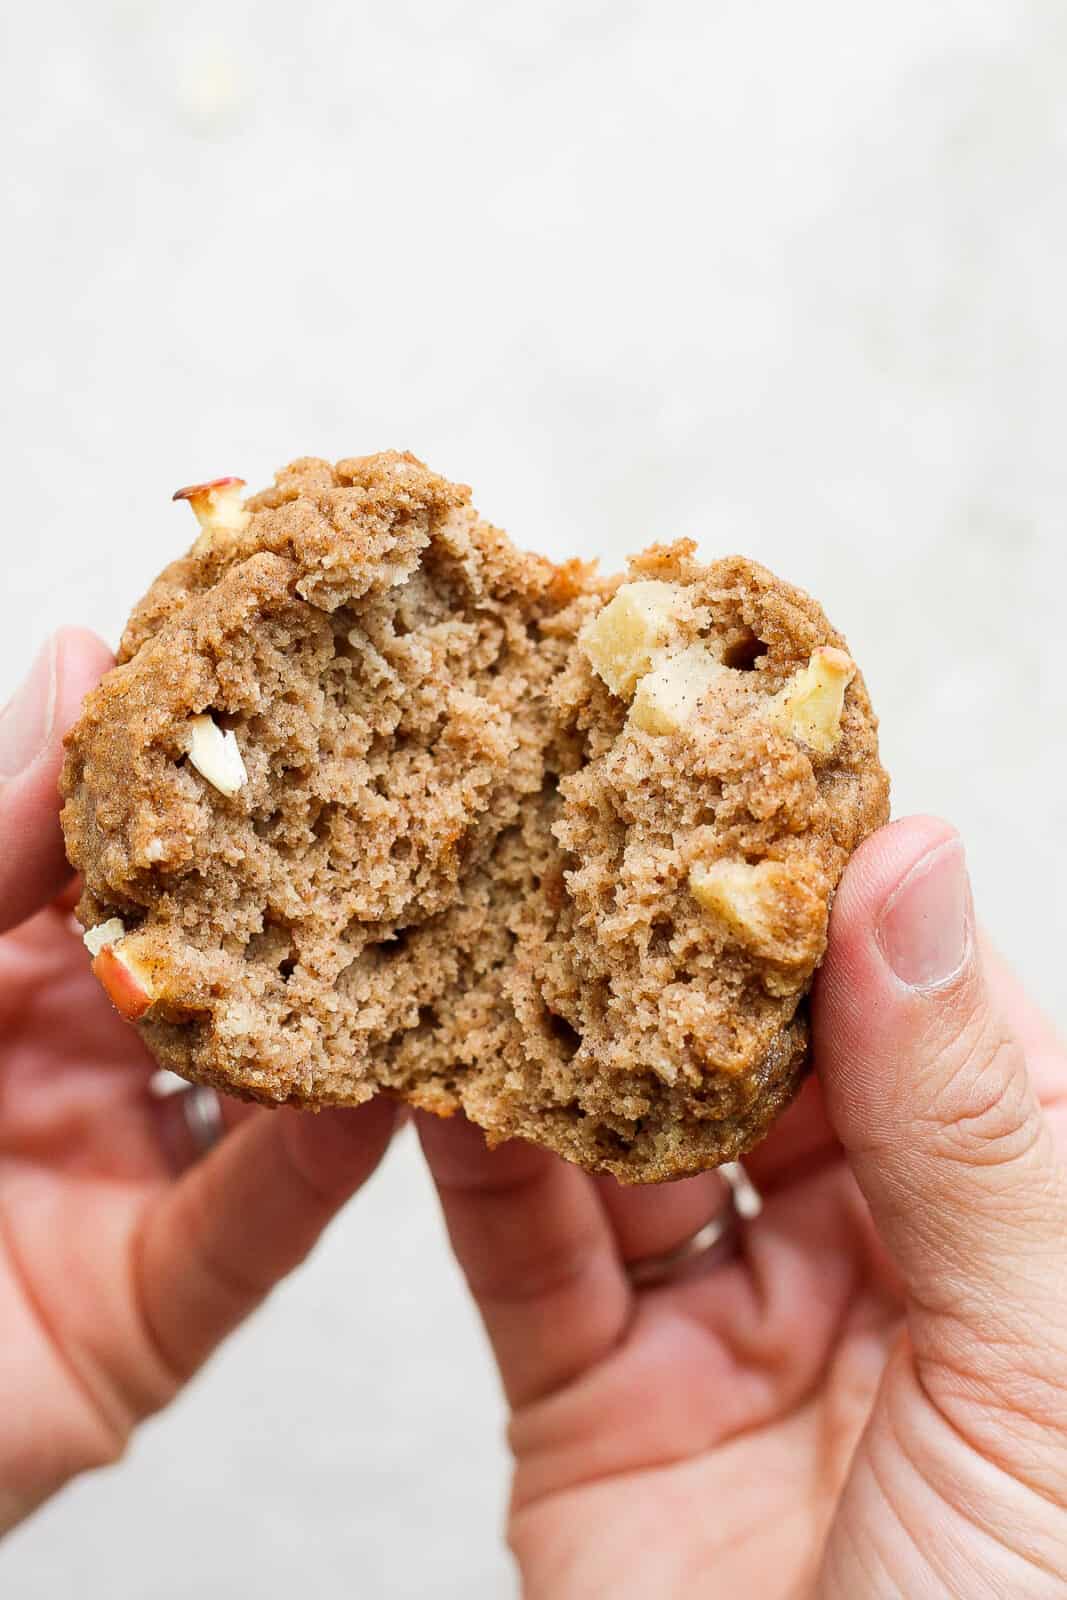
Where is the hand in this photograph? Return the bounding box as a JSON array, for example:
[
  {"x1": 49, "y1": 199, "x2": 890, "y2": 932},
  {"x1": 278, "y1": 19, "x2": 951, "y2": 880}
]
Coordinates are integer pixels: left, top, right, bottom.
[
  {"x1": 419, "y1": 816, "x2": 1067, "y2": 1597},
  {"x1": 0, "y1": 632, "x2": 397, "y2": 1534}
]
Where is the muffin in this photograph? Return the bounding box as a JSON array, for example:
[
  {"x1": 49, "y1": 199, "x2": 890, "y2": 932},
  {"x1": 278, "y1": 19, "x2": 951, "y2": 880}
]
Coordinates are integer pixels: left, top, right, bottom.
[{"x1": 61, "y1": 453, "x2": 888, "y2": 1180}]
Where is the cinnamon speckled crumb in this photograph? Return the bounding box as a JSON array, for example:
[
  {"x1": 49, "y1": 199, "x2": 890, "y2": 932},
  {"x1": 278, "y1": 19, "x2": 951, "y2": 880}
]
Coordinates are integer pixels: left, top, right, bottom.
[{"x1": 60, "y1": 453, "x2": 888, "y2": 1181}]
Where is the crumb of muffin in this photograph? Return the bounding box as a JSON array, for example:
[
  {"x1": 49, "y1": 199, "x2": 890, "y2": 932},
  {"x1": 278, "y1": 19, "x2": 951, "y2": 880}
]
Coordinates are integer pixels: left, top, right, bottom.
[{"x1": 61, "y1": 459, "x2": 889, "y2": 1181}]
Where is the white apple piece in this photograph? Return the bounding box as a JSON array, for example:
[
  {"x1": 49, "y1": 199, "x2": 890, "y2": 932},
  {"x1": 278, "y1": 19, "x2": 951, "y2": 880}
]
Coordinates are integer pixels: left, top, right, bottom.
[
  {"x1": 770, "y1": 646, "x2": 855, "y2": 754},
  {"x1": 184, "y1": 714, "x2": 248, "y2": 797},
  {"x1": 579, "y1": 580, "x2": 683, "y2": 697},
  {"x1": 630, "y1": 643, "x2": 725, "y2": 735},
  {"x1": 172, "y1": 475, "x2": 250, "y2": 553}
]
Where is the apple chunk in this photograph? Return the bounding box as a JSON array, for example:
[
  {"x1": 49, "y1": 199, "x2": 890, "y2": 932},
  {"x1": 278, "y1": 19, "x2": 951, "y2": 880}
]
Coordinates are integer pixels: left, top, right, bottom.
[
  {"x1": 184, "y1": 714, "x2": 248, "y2": 797},
  {"x1": 83, "y1": 917, "x2": 126, "y2": 958},
  {"x1": 579, "y1": 581, "x2": 682, "y2": 697},
  {"x1": 91, "y1": 945, "x2": 155, "y2": 1022},
  {"x1": 770, "y1": 647, "x2": 855, "y2": 754},
  {"x1": 172, "y1": 476, "x2": 250, "y2": 548},
  {"x1": 630, "y1": 644, "x2": 724, "y2": 735},
  {"x1": 689, "y1": 857, "x2": 826, "y2": 968}
]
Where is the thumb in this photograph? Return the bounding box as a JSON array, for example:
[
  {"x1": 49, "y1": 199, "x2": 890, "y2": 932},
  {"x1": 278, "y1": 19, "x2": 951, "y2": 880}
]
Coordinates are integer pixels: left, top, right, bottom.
[
  {"x1": 0, "y1": 629, "x2": 114, "y2": 932},
  {"x1": 814, "y1": 817, "x2": 1067, "y2": 1395}
]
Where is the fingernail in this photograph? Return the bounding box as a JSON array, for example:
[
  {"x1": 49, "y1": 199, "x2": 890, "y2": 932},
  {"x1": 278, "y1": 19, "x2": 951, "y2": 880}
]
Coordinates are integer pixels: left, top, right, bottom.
[
  {"x1": 0, "y1": 640, "x2": 58, "y2": 780},
  {"x1": 877, "y1": 838, "x2": 972, "y2": 990}
]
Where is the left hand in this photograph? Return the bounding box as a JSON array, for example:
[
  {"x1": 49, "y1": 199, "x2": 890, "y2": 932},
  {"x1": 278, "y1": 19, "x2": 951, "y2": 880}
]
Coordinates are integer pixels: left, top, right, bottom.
[{"x1": 0, "y1": 630, "x2": 398, "y2": 1534}]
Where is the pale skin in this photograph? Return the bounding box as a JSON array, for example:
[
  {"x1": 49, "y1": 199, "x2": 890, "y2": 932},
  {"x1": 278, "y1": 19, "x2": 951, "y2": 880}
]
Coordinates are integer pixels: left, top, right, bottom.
[{"x1": 2, "y1": 631, "x2": 1066, "y2": 1595}]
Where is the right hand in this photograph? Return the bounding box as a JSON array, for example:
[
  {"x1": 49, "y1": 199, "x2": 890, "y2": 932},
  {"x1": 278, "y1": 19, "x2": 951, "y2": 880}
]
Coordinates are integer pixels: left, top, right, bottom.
[{"x1": 420, "y1": 816, "x2": 1067, "y2": 1597}]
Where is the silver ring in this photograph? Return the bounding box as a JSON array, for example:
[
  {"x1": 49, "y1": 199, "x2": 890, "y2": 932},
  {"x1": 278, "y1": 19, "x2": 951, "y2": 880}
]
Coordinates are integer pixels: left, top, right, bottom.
[
  {"x1": 625, "y1": 1162, "x2": 762, "y2": 1289},
  {"x1": 180, "y1": 1084, "x2": 226, "y2": 1159}
]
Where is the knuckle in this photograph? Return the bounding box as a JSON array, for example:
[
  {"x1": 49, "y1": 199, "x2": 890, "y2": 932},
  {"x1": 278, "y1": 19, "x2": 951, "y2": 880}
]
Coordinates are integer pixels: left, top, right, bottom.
[
  {"x1": 918, "y1": 1015, "x2": 1041, "y2": 1172},
  {"x1": 81, "y1": 1417, "x2": 130, "y2": 1473},
  {"x1": 915, "y1": 1343, "x2": 1067, "y2": 1504}
]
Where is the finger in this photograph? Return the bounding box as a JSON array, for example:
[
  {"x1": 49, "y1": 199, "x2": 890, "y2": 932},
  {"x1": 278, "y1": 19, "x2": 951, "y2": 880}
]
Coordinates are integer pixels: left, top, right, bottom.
[
  {"x1": 741, "y1": 1072, "x2": 841, "y2": 1195},
  {"x1": 980, "y1": 933, "x2": 1067, "y2": 1109},
  {"x1": 593, "y1": 1169, "x2": 730, "y2": 1265},
  {"x1": 0, "y1": 629, "x2": 114, "y2": 933},
  {"x1": 135, "y1": 1100, "x2": 398, "y2": 1390},
  {"x1": 416, "y1": 1112, "x2": 630, "y2": 1407},
  {"x1": 814, "y1": 816, "x2": 1067, "y2": 1486},
  {"x1": 151, "y1": 1083, "x2": 254, "y2": 1174},
  {"x1": 53, "y1": 878, "x2": 83, "y2": 914}
]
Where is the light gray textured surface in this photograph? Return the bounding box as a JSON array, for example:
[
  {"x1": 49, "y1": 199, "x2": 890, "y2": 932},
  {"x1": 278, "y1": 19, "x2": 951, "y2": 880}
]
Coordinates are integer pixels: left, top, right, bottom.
[{"x1": 3, "y1": 2, "x2": 1066, "y2": 1594}]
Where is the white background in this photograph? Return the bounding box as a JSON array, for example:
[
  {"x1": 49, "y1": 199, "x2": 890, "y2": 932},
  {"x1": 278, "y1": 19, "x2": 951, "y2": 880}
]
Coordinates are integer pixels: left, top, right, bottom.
[{"x1": 3, "y1": 2, "x2": 1066, "y2": 1595}]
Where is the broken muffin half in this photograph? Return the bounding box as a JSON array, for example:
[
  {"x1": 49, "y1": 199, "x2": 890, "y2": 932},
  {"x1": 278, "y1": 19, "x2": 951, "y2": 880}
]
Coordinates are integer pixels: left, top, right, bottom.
[{"x1": 61, "y1": 454, "x2": 888, "y2": 1181}]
